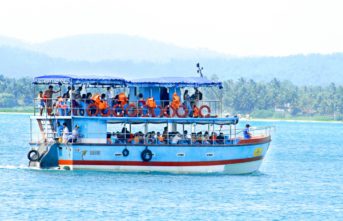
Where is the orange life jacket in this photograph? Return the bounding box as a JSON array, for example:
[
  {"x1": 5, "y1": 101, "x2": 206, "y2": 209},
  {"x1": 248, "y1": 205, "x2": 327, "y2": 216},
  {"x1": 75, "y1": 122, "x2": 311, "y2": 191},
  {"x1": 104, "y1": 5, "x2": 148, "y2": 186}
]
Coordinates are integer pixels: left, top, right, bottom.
[
  {"x1": 146, "y1": 97, "x2": 157, "y2": 108},
  {"x1": 99, "y1": 100, "x2": 108, "y2": 110},
  {"x1": 118, "y1": 93, "x2": 128, "y2": 106},
  {"x1": 171, "y1": 93, "x2": 180, "y2": 110},
  {"x1": 193, "y1": 106, "x2": 199, "y2": 117},
  {"x1": 92, "y1": 94, "x2": 101, "y2": 105},
  {"x1": 158, "y1": 135, "x2": 164, "y2": 142}
]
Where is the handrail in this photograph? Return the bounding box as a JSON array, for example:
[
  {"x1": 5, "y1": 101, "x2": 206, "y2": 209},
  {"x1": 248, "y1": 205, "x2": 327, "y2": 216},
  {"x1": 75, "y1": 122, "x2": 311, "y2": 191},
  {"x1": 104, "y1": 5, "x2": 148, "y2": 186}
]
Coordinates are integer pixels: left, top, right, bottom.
[
  {"x1": 33, "y1": 98, "x2": 222, "y2": 118},
  {"x1": 30, "y1": 126, "x2": 273, "y2": 145}
]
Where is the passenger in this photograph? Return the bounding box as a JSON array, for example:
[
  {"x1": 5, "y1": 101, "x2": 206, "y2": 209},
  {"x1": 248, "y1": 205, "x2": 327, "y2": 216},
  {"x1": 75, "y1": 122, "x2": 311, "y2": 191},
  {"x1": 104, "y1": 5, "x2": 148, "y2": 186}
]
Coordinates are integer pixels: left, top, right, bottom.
[
  {"x1": 171, "y1": 92, "x2": 181, "y2": 110},
  {"x1": 146, "y1": 97, "x2": 157, "y2": 117},
  {"x1": 171, "y1": 132, "x2": 182, "y2": 144},
  {"x1": 86, "y1": 93, "x2": 93, "y2": 104},
  {"x1": 128, "y1": 133, "x2": 135, "y2": 143},
  {"x1": 157, "y1": 132, "x2": 164, "y2": 144},
  {"x1": 111, "y1": 132, "x2": 119, "y2": 144},
  {"x1": 62, "y1": 123, "x2": 69, "y2": 143},
  {"x1": 69, "y1": 86, "x2": 75, "y2": 99},
  {"x1": 209, "y1": 132, "x2": 217, "y2": 144},
  {"x1": 192, "y1": 87, "x2": 203, "y2": 106},
  {"x1": 43, "y1": 85, "x2": 61, "y2": 115},
  {"x1": 56, "y1": 121, "x2": 64, "y2": 142},
  {"x1": 132, "y1": 133, "x2": 140, "y2": 144},
  {"x1": 99, "y1": 94, "x2": 109, "y2": 114},
  {"x1": 118, "y1": 92, "x2": 128, "y2": 106},
  {"x1": 216, "y1": 132, "x2": 224, "y2": 144},
  {"x1": 106, "y1": 133, "x2": 112, "y2": 144},
  {"x1": 149, "y1": 131, "x2": 156, "y2": 144},
  {"x1": 192, "y1": 105, "x2": 200, "y2": 118},
  {"x1": 183, "y1": 130, "x2": 191, "y2": 144},
  {"x1": 56, "y1": 95, "x2": 68, "y2": 116},
  {"x1": 191, "y1": 133, "x2": 197, "y2": 144},
  {"x1": 106, "y1": 87, "x2": 114, "y2": 107},
  {"x1": 75, "y1": 86, "x2": 82, "y2": 99},
  {"x1": 121, "y1": 127, "x2": 131, "y2": 143},
  {"x1": 203, "y1": 131, "x2": 210, "y2": 144},
  {"x1": 243, "y1": 124, "x2": 252, "y2": 139},
  {"x1": 196, "y1": 132, "x2": 203, "y2": 144},
  {"x1": 92, "y1": 94, "x2": 101, "y2": 106},
  {"x1": 68, "y1": 125, "x2": 79, "y2": 143},
  {"x1": 79, "y1": 94, "x2": 87, "y2": 116},
  {"x1": 63, "y1": 86, "x2": 71, "y2": 99},
  {"x1": 162, "y1": 126, "x2": 168, "y2": 142},
  {"x1": 37, "y1": 91, "x2": 45, "y2": 116},
  {"x1": 160, "y1": 87, "x2": 169, "y2": 108},
  {"x1": 138, "y1": 93, "x2": 145, "y2": 107},
  {"x1": 183, "y1": 90, "x2": 192, "y2": 116}
]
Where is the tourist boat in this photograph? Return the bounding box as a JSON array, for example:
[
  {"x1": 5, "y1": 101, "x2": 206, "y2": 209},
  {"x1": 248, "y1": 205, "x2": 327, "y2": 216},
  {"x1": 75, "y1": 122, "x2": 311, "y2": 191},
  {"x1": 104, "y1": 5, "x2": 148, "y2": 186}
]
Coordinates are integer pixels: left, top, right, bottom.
[{"x1": 27, "y1": 74, "x2": 272, "y2": 174}]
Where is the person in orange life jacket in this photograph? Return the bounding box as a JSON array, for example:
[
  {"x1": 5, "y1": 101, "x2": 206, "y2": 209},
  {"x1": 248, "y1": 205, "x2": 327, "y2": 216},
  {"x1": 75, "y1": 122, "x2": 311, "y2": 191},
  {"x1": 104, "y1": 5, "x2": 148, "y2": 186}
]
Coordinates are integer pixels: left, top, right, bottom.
[
  {"x1": 157, "y1": 132, "x2": 164, "y2": 144},
  {"x1": 146, "y1": 97, "x2": 157, "y2": 117},
  {"x1": 171, "y1": 92, "x2": 181, "y2": 110},
  {"x1": 118, "y1": 92, "x2": 128, "y2": 106},
  {"x1": 92, "y1": 94, "x2": 101, "y2": 106},
  {"x1": 192, "y1": 104, "x2": 199, "y2": 118},
  {"x1": 98, "y1": 94, "x2": 108, "y2": 109}
]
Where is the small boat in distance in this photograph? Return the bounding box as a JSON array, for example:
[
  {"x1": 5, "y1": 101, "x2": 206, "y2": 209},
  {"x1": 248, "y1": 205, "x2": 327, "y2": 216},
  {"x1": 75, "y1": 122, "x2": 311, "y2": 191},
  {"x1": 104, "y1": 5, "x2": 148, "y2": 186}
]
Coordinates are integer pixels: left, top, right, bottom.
[{"x1": 28, "y1": 74, "x2": 272, "y2": 174}]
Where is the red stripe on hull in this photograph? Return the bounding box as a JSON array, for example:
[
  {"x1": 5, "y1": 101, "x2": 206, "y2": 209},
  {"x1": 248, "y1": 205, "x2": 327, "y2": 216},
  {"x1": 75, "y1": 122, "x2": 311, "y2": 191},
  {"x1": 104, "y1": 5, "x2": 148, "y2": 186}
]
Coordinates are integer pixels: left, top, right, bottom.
[
  {"x1": 59, "y1": 156, "x2": 263, "y2": 167},
  {"x1": 237, "y1": 136, "x2": 271, "y2": 145}
]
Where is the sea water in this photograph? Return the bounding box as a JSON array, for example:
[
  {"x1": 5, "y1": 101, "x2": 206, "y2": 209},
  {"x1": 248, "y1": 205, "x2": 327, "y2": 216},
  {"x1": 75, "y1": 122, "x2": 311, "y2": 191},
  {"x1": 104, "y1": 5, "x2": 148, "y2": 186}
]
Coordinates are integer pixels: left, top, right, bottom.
[{"x1": 0, "y1": 114, "x2": 342, "y2": 220}]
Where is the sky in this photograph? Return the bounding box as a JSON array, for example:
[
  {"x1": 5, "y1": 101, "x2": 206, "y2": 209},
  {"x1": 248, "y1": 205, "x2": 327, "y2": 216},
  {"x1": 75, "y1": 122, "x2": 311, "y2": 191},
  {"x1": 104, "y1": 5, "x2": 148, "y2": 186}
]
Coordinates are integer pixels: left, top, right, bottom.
[{"x1": 0, "y1": 0, "x2": 342, "y2": 56}]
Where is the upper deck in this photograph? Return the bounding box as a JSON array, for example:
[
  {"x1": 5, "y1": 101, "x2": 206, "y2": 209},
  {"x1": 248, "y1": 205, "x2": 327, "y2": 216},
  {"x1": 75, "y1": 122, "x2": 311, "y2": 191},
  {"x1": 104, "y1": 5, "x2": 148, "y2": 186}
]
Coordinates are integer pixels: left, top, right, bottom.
[{"x1": 32, "y1": 74, "x2": 228, "y2": 121}]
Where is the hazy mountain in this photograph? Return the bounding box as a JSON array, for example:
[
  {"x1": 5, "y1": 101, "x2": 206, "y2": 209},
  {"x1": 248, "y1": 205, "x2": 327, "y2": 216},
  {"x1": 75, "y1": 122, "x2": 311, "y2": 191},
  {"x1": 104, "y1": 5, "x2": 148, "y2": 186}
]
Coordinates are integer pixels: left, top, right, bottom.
[
  {"x1": 30, "y1": 34, "x2": 225, "y2": 62},
  {"x1": 0, "y1": 34, "x2": 342, "y2": 85}
]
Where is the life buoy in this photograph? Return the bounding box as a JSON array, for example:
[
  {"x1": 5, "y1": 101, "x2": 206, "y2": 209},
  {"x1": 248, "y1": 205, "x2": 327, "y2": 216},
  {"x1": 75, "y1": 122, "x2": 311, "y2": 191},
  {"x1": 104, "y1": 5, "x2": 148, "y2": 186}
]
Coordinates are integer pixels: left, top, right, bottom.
[
  {"x1": 141, "y1": 148, "x2": 153, "y2": 162},
  {"x1": 162, "y1": 105, "x2": 176, "y2": 118},
  {"x1": 199, "y1": 105, "x2": 211, "y2": 118},
  {"x1": 125, "y1": 103, "x2": 138, "y2": 117},
  {"x1": 176, "y1": 104, "x2": 189, "y2": 118},
  {"x1": 122, "y1": 148, "x2": 129, "y2": 157},
  {"x1": 112, "y1": 104, "x2": 124, "y2": 117},
  {"x1": 86, "y1": 103, "x2": 99, "y2": 116},
  {"x1": 100, "y1": 107, "x2": 111, "y2": 117},
  {"x1": 27, "y1": 150, "x2": 40, "y2": 162}
]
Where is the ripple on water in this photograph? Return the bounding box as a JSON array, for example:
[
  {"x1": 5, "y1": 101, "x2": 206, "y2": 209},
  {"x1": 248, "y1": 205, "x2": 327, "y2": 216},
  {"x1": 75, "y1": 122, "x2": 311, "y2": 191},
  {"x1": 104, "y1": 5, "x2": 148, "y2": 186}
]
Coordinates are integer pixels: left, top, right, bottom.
[{"x1": 0, "y1": 114, "x2": 343, "y2": 220}]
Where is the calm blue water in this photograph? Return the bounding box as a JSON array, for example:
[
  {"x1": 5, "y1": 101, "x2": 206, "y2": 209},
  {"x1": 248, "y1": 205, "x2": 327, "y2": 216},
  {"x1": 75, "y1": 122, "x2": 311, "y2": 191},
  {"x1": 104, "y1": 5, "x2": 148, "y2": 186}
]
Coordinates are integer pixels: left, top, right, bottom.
[{"x1": 0, "y1": 114, "x2": 342, "y2": 220}]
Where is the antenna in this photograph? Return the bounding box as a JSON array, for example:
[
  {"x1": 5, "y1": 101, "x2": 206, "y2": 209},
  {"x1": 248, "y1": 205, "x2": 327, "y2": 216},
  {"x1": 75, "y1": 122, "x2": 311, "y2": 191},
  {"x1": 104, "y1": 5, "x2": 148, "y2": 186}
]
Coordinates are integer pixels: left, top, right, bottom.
[{"x1": 196, "y1": 63, "x2": 203, "y2": 78}]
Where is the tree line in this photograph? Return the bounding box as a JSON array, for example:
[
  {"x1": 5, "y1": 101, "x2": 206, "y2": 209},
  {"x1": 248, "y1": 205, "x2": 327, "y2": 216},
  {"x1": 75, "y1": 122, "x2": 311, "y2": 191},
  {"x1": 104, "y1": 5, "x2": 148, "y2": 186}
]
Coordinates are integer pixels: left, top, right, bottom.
[
  {"x1": 0, "y1": 75, "x2": 342, "y2": 119},
  {"x1": 211, "y1": 77, "x2": 343, "y2": 119}
]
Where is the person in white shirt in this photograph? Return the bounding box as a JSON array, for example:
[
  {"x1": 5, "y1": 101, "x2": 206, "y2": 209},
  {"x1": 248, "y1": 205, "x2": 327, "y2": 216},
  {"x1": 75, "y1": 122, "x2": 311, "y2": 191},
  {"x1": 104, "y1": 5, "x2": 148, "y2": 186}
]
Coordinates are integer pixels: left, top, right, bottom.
[
  {"x1": 62, "y1": 123, "x2": 69, "y2": 143},
  {"x1": 106, "y1": 87, "x2": 114, "y2": 107},
  {"x1": 68, "y1": 125, "x2": 79, "y2": 143}
]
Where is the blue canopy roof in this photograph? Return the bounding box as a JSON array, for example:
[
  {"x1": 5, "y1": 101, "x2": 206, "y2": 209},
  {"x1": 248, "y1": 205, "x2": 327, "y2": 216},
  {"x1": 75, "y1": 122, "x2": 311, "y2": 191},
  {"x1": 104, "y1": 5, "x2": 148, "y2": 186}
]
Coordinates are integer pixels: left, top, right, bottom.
[
  {"x1": 33, "y1": 75, "x2": 222, "y2": 88},
  {"x1": 129, "y1": 77, "x2": 222, "y2": 88},
  {"x1": 33, "y1": 75, "x2": 126, "y2": 86}
]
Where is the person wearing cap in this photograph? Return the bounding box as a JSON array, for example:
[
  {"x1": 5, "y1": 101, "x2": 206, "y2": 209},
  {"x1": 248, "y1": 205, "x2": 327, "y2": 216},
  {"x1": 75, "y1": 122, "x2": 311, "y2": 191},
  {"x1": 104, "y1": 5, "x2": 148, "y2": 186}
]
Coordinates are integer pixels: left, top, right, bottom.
[{"x1": 243, "y1": 124, "x2": 252, "y2": 139}]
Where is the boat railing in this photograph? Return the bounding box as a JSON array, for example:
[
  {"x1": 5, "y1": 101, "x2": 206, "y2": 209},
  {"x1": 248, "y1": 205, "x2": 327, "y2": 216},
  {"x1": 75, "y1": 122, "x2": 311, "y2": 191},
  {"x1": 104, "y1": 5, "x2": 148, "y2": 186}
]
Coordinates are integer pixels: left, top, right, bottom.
[
  {"x1": 33, "y1": 98, "x2": 222, "y2": 118},
  {"x1": 30, "y1": 126, "x2": 272, "y2": 145}
]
